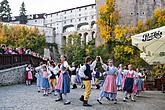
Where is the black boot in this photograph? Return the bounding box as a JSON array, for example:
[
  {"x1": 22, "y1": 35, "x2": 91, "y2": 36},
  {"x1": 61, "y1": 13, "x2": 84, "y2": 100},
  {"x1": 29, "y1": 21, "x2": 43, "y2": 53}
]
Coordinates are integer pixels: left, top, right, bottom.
[
  {"x1": 83, "y1": 100, "x2": 92, "y2": 107},
  {"x1": 79, "y1": 95, "x2": 84, "y2": 102},
  {"x1": 96, "y1": 85, "x2": 100, "y2": 89},
  {"x1": 72, "y1": 84, "x2": 77, "y2": 89}
]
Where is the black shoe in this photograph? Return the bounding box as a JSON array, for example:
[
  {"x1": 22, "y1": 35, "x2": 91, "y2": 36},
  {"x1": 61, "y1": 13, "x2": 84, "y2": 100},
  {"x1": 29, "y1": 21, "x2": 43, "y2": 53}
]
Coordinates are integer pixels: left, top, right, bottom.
[
  {"x1": 72, "y1": 84, "x2": 77, "y2": 89},
  {"x1": 83, "y1": 103, "x2": 92, "y2": 107},
  {"x1": 37, "y1": 90, "x2": 40, "y2": 93},
  {"x1": 106, "y1": 97, "x2": 110, "y2": 101},
  {"x1": 114, "y1": 99, "x2": 117, "y2": 104},
  {"x1": 46, "y1": 94, "x2": 48, "y2": 96},
  {"x1": 125, "y1": 97, "x2": 128, "y2": 99},
  {"x1": 131, "y1": 99, "x2": 136, "y2": 102},
  {"x1": 83, "y1": 100, "x2": 92, "y2": 107},
  {"x1": 43, "y1": 94, "x2": 46, "y2": 96},
  {"x1": 97, "y1": 99, "x2": 102, "y2": 104},
  {"x1": 114, "y1": 101, "x2": 117, "y2": 104},
  {"x1": 55, "y1": 98, "x2": 62, "y2": 102},
  {"x1": 79, "y1": 95, "x2": 84, "y2": 102},
  {"x1": 64, "y1": 101, "x2": 71, "y2": 105},
  {"x1": 52, "y1": 90, "x2": 55, "y2": 92},
  {"x1": 123, "y1": 99, "x2": 127, "y2": 102},
  {"x1": 96, "y1": 85, "x2": 100, "y2": 89}
]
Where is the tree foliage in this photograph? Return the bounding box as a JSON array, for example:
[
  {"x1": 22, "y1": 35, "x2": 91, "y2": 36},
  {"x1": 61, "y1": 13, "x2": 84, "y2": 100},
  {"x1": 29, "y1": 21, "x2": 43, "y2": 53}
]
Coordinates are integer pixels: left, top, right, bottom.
[
  {"x1": 0, "y1": 23, "x2": 46, "y2": 54},
  {"x1": 0, "y1": 0, "x2": 12, "y2": 22},
  {"x1": 19, "y1": 2, "x2": 27, "y2": 24}
]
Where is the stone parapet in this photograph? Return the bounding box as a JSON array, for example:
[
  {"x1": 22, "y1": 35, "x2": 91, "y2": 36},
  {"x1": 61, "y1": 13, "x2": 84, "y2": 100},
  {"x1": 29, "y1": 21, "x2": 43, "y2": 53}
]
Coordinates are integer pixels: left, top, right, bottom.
[{"x1": 0, "y1": 65, "x2": 27, "y2": 86}]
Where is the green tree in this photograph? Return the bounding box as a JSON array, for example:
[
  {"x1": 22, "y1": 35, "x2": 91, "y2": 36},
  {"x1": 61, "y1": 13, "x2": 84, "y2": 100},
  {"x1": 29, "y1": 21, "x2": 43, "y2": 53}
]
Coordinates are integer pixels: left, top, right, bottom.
[
  {"x1": 0, "y1": 0, "x2": 12, "y2": 22},
  {"x1": 63, "y1": 32, "x2": 86, "y2": 65},
  {"x1": 19, "y1": 2, "x2": 27, "y2": 24}
]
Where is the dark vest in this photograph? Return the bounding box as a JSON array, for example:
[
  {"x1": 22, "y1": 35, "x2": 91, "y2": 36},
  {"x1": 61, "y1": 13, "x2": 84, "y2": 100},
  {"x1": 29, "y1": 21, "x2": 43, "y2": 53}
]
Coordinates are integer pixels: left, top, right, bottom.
[
  {"x1": 71, "y1": 67, "x2": 77, "y2": 75},
  {"x1": 50, "y1": 71, "x2": 56, "y2": 79},
  {"x1": 95, "y1": 71, "x2": 100, "y2": 78},
  {"x1": 83, "y1": 64, "x2": 92, "y2": 80}
]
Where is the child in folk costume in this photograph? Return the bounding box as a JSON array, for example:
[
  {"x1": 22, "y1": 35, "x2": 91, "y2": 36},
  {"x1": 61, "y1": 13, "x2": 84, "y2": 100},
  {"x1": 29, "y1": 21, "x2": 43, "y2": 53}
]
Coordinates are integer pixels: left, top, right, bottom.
[
  {"x1": 116, "y1": 64, "x2": 123, "y2": 91},
  {"x1": 69, "y1": 62, "x2": 77, "y2": 89},
  {"x1": 75, "y1": 66, "x2": 82, "y2": 85},
  {"x1": 55, "y1": 55, "x2": 71, "y2": 105},
  {"x1": 135, "y1": 68, "x2": 144, "y2": 96},
  {"x1": 25, "y1": 64, "x2": 33, "y2": 85},
  {"x1": 79, "y1": 56, "x2": 97, "y2": 107},
  {"x1": 35, "y1": 62, "x2": 44, "y2": 92},
  {"x1": 48, "y1": 61, "x2": 56, "y2": 94},
  {"x1": 97, "y1": 58, "x2": 118, "y2": 104},
  {"x1": 123, "y1": 64, "x2": 136, "y2": 102},
  {"x1": 94, "y1": 68, "x2": 101, "y2": 89},
  {"x1": 42, "y1": 65, "x2": 50, "y2": 96}
]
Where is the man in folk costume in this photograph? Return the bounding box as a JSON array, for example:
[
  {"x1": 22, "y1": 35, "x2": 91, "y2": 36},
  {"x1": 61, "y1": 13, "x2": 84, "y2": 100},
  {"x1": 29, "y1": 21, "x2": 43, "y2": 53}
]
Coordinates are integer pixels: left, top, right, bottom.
[
  {"x1": 123, "y1": 64, "x2": 136, "y2": 102},
  {"x1": 55, "y1": 55, "x2": 71, "y2": 105},
  {"x1": 79, "y1": 56, "x2": 98, "y2": 107},
  {"x1": 97, "y1": 58, "x2": 118, "y2": 104}
]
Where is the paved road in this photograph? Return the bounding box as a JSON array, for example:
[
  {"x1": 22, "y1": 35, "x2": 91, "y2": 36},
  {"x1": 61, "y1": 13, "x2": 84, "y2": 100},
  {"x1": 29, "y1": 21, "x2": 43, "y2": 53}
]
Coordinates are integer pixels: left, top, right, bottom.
[{"x1": 0, "y1": 84, "x2": 165, "y2": 110}]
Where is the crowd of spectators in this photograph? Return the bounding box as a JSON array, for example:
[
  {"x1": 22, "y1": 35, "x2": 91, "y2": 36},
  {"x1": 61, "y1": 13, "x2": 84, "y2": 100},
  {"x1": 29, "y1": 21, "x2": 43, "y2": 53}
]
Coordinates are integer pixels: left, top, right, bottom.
[{"x1": 0, "y1": 44, "x2": 40, "y2": 57}]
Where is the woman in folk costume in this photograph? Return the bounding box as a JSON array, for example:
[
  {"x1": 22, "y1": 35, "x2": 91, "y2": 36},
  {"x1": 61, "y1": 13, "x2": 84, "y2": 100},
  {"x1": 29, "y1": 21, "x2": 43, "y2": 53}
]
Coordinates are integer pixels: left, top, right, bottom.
[
  {"x1": 35, "y1": 62, "x2": 44, "y2": 92},
  {"x1": 116, "y1": 64, "x2": 123, "y2": 91},
  {"x1": 79, "y1": 56, "x2": 97, "y2": 107},
  {"x1": 97, "y1": 58, "x2": 118, "y2": 104},
  {"x1": 123, "y1": 64, "x2": 136, "y2": 102},
  {"x1": 25, "y1": 64, "x2": 33, "y2": 85},
  {"x1": 55, "y1": 55, "x2": 71, "y2": 105}
]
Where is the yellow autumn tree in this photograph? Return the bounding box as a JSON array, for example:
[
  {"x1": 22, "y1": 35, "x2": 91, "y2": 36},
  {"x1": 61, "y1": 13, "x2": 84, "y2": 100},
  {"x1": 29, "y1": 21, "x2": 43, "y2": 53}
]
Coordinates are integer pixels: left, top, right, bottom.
[{"x1": 97, "y1": 0, "x2": 120, "y2": 43}]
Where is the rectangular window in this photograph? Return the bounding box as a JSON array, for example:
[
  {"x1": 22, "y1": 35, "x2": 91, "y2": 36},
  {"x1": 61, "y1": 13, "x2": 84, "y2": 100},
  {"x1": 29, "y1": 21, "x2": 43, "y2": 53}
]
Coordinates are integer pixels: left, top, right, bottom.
[
  {"x1": 85, "y1": 7, "x2": 87, "y2": 10},
  {"x1": 70, "y1": 19, "x2": 72, "y2": 22},
  {"x1": 79, "y1": 8, "x2": 81, "y2": 11},
  {"x1": 85, "y1": 17, "x2": 87, "y2": 20},
  {"x1": 79, "y1": 18, "x2": 81, "y2": 21},
  {"x1": 79, "y1": 14, "x2": 81, "y2": 16}
]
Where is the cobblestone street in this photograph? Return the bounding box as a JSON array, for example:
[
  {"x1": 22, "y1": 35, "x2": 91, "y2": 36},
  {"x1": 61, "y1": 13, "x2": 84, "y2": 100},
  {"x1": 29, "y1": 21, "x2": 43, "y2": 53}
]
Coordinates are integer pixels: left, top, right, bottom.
[{"x1": 0, "y1": 84, "x2": 165, "y2": 110}]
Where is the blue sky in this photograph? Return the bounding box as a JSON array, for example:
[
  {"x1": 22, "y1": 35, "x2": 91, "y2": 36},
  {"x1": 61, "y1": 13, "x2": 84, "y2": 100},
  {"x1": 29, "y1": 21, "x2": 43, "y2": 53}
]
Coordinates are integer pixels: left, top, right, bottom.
[{"x1": 2, "y1": 0, "x2": 95, "y2": 16}]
